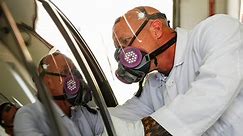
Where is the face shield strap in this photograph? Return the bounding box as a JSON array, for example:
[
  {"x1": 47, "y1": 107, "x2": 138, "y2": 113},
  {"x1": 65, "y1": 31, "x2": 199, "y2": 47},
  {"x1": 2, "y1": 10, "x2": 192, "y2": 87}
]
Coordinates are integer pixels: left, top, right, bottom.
[{"x1": 126, "y1": 9, "x2": 167, "y2": 47}]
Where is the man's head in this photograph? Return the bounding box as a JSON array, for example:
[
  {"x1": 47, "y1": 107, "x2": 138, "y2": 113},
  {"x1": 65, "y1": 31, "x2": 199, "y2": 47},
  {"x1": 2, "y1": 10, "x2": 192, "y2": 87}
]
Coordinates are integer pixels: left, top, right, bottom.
[
  {"x1": 38, "y1": 52, "x2": 92, "y2": 116},
  {"x1": 0, "y1": 102, "x2": 18, "y2": 136},
  {"x1": 112, "y1": 6, "x2": 177, "y2": 83}
]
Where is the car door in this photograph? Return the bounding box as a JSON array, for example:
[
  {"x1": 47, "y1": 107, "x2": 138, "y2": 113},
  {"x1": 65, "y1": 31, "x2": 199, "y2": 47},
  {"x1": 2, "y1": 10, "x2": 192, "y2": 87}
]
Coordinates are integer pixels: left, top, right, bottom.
[{"x1": 0, "y1": 0, "x2": 117, "y2": 135}]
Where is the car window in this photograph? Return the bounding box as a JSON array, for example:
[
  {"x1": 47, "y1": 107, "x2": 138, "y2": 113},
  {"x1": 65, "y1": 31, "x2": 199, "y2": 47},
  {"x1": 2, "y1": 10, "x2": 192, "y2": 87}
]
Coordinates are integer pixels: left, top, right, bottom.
[
  {"x1": 0, "y1": 0, "x2": 116, "y2": 135},
  {"x1": 51, "y1": 0, "x2": 173, "y2": 104},
  {"x1": 0, "y1": 0, "x2": 173, "y2": 135}
]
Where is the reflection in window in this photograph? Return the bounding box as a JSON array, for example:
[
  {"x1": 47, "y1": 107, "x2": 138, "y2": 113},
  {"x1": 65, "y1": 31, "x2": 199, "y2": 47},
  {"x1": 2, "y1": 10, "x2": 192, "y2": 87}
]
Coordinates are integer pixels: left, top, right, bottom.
[{"x1": 10, "y1": 68, "x2": 35, "y2": 103}]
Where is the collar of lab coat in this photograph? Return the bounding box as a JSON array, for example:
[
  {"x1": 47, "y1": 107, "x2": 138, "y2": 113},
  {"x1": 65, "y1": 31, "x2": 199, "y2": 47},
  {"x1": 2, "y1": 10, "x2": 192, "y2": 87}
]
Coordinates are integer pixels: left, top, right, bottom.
[{"x1": 173, "y1": 27, "x2": 189, "y2": 67}]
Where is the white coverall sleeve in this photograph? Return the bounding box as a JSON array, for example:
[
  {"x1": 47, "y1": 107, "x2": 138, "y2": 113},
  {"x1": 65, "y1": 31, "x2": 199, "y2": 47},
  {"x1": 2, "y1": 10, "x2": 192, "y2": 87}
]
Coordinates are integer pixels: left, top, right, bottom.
[
  {"x1": 108, "y1": 73, "x2": 161, "y2": 121},
  {"x1": 14, "y1": 107, "x2": 44, "y2": 136},
  {"x1": 151, "y1": 15, "x2": 243, "y2": 136},
  {"x1": 101, "y1": 115, "x2": 144, "y2": 136}
]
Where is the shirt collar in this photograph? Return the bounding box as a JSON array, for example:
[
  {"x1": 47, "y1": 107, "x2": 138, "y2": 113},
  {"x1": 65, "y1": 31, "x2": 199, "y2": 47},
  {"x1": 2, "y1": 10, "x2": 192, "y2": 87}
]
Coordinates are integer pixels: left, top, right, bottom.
[{"x1": 173, "y1": 27, "x2": 189, "y2": 67}]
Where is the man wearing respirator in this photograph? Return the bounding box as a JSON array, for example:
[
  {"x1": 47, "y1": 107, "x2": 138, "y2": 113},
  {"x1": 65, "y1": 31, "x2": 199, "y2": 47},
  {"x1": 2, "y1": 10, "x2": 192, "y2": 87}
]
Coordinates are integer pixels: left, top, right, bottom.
[
  {"x1": 14, "y1": 52, "x2": 104, "y2": 136},
  {"x1": 107, "y1": 6, "x2": 243, "y2": 136}
]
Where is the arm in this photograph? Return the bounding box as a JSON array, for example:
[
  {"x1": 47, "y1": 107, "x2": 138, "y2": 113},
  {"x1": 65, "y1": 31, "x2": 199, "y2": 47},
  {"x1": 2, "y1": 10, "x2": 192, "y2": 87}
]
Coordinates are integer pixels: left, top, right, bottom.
[
  {"x1": 14, "y1": 106, "x2": 45, "y2": 136},
  {"x1": 103, "y1": 15, "x2": 242, "y2": 136},
  {"x1": 109, "y1": 72, "x2": 165, "y2": 121},
  {"x1": 101, "y1": 114, "x2": 171, "y2": 136},
  {"x1": 150, "y1": 15, "x2": 243, "y2": 136}
]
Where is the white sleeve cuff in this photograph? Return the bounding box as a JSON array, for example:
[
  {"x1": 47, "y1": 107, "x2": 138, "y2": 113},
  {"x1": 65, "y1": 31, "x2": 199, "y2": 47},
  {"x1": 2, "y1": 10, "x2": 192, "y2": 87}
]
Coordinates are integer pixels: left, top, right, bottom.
[
  {"x1": 109, "y1": 115, "x2": 144, "y2": 136},
  {"x1": 150, "y1": 107, "x2": 194, "y2": 136}
]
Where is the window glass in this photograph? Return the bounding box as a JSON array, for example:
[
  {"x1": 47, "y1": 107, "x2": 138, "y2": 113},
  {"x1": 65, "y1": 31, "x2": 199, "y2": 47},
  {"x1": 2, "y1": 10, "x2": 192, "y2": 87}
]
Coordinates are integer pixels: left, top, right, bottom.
[
  {"x1": 0, "y1": 0, "x2": 173, "y2": 135},
  {"x1": 51, "y1": 0, "x2": 173, "y2": 104},
  {"x1": 0, "y1": 0, "x2": 103, "y2": 135},
  {"x1": 0, "y1": 1, "x2": 38, "y2": 135}
]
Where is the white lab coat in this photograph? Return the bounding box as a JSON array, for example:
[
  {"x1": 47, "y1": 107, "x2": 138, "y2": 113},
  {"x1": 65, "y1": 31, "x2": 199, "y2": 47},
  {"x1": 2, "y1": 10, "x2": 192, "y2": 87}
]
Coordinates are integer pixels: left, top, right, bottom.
[
  {"x1": 108, "y1": 14, "x2": 243, "y2": 136},
  {"x1": 14, "y1": 100, "x2": 104, "y2": 136}
]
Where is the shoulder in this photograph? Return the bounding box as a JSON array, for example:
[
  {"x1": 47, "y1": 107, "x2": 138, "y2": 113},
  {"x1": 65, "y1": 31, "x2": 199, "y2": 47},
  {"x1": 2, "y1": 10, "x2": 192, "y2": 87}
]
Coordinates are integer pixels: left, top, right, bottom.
[
  {"x1": 200, "y1": 14, "x2": 238, "y2": 26},
  {"x1": 15, "y1": 102, "x2": 42, "y2": 117},
  {"x1": 14, "y1": 103, "x2": 38, "y2": 127},
  {"x1": 193, "y1": 14, "x2": 240, "y2": 34},
  {"x1": 204, "y1": 14, "x2": 236, "y2": 22},
  {"x1": 189, "y1": 14, "x2": 241, "y2": 53}
]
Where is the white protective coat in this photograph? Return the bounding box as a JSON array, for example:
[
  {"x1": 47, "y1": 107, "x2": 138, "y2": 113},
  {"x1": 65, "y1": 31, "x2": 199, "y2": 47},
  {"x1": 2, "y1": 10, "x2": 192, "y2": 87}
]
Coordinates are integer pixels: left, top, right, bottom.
[{"x1": 108, "y1": 14, "x2": 243, "y2": 136}]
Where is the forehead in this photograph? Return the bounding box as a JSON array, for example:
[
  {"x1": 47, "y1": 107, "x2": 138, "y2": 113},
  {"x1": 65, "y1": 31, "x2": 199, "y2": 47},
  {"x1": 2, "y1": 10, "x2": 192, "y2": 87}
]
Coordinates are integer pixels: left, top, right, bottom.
[
  {"x1": 45, "y1": 54, "x2": 74, "y2": 71},
  {"x1": 113, "y1": 11, "x2": 145, "y2": 43}
]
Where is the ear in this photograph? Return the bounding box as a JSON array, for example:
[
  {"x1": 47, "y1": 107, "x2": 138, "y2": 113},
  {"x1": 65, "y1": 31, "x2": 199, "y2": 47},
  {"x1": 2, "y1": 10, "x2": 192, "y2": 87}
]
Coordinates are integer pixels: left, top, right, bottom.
[{"x1": 149, "y1": 19, "x2": 163, "y2": 39}]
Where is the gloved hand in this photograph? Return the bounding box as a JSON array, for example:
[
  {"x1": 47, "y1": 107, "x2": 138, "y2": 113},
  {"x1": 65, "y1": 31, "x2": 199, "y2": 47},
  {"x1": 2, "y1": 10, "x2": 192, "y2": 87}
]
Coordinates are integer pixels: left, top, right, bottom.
[{"x1": 141, "y1": 116, "x2": 172, "y2": 136}]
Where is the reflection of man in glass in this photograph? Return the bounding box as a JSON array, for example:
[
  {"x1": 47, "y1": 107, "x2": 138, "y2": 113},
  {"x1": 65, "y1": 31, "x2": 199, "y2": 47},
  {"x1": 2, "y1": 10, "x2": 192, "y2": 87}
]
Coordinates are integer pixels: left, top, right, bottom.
[
  {"x1": 0, "y1": 102, "x2": 19, "y2": 136},
  {"x1": 14, "y1": 52, "x2": 104, "y2": 136}
]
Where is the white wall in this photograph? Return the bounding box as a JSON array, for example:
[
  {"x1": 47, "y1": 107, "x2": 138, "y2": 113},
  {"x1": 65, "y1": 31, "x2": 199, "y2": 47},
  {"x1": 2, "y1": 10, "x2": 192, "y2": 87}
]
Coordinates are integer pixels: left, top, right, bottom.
[
  {"x1": 180, "y1": 0, "x2": 208, "y2": 29},
  {"x1": 241, "y1": 0, "x2": 243, "y2": 22},
  {"x1": 227, "y1": 0, "x2": 241, "y2": 19},
  {"x1": 179, "y1": 0, "x2": 241, "y2": 29}
]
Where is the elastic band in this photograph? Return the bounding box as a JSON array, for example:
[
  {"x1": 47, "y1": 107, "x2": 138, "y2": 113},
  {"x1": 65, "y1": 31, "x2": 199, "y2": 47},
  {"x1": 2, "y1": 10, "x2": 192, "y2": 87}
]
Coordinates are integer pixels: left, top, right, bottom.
[
  {"x1": 52, "y1": 95, "x2": 66, "y2": 100},
  {"x1": 149, "y1": 34, "x2": 177, "y2": 60}
]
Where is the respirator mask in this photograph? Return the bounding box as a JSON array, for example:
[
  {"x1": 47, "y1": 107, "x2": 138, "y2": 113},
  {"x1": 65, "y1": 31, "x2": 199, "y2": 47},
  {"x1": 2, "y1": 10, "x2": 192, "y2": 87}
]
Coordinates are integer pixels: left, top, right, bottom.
[
  {"x1": 114, "y1": 7, "x2": 176, "y2": 84},
  {"x1": 115, "y1": 37, "x2": 176, "y2": 84},
  {"x1": 39, "y1": 62, "x2": 92, "y2": 106},
  {"x1": 62, "y1": 69, "x2": 92, "y2": 106}
]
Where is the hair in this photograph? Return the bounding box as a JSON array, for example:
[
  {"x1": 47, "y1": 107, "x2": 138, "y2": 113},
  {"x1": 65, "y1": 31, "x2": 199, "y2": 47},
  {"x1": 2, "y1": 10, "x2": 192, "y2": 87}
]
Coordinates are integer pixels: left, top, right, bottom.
[{"x1": 0, "y1": 102, "x2": 15, "y2": 127}]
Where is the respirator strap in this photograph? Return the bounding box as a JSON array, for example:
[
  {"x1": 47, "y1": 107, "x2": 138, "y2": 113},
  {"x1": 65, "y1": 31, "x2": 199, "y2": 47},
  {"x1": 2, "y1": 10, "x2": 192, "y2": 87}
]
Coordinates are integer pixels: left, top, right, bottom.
[
  {"x1": 149, "y1": 35, "x2": 177, "y2": 60},
  {"x1": 40, "y1": 71, "x2": 66, "y2": 78},
  {"x1": 135, "y1": 77, "x2": 145, "y2": 97},
  {"x1": 52, "y1": 95, "x2": 66, "y2": 100},
  {"x1": 135, "y1": 35, "x2": 176, "y2": 97}
]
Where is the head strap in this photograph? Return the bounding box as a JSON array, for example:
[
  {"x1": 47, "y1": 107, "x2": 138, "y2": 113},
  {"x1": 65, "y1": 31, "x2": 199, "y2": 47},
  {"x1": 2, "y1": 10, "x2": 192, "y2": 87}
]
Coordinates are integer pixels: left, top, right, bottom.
[
  {"x1": 149, "y1": 34, "x2": 177, "y2": 60},
  {"x1": 127, "y1": 8, "x2": 167, "y2": 47}
]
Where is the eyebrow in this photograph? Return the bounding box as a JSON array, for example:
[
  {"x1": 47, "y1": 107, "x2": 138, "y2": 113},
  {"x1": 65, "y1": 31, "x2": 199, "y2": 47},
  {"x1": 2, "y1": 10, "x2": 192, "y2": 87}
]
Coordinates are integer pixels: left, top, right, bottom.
[{"x1": 115, "y1": 36, "x2": 132, "y2": 48}]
